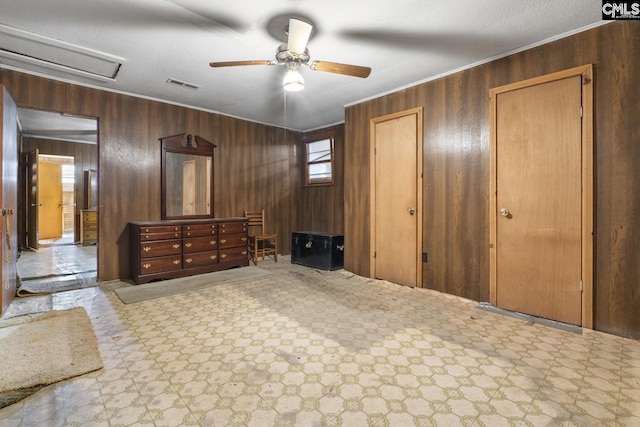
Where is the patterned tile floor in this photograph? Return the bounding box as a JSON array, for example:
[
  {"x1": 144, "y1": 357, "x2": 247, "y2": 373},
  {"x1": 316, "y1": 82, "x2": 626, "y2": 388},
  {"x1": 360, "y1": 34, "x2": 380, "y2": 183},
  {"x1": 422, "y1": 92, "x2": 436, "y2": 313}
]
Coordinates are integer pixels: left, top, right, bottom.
[{"x1": 1, "y1": 255, "x2": 639, "y2": 426}]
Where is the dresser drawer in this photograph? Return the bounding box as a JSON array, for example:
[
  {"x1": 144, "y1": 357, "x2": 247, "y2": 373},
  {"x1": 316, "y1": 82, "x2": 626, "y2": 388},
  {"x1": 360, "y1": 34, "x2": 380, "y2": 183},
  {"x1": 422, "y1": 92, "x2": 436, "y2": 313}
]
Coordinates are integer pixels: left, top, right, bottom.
[
  {"x1": 219, "y1": 233, "x2": 249, "y2": 249},
  {"x1": 219, "y1": 221, "x2": 248, "y2": 235},
  {"x1": 82, "y1": 230, "x2": 97, "y2": 241},
  {"x1": 183, "y1": 223, "x2": 217, "y2": 237},
  {"x1": 140, "y1": 230, "x2": 182, "y2": 241},
  {"x1": 219, "y1": 246, "x2": 249, "y2": 263},
  {"x1": 140, "y1": 225, "x2": 182, "y2": 234},
  {"x1": 139, "y1": 255, "x2": 182, "y2": 274},
  {"x1": 82, "y1": 211, "x2": 97, "y2": 222},
  {"x1": 183, "y1": 250, "x2": 219, "y2": 268},
  {"x1": 140, "y1": 239, "x2": 182, "y2": 259},
  {"x1": 183, "y1": 236, "x2": 218, "y2": 253}
]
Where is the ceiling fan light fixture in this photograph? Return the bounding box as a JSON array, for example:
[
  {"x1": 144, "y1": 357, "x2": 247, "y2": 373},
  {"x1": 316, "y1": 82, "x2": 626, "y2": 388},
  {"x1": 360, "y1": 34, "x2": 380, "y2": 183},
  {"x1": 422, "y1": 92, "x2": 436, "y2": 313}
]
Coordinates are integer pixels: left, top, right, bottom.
[{"x1": 283, "y1": 67, "x2": 304, "y2": 92}]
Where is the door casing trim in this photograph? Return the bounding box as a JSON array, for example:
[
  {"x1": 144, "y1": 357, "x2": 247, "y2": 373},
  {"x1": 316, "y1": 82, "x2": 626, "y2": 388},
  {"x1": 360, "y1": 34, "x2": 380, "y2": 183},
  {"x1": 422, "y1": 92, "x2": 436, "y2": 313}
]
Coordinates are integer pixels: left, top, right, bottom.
[
  {"x1": 369, "y1": 107, "x2": 423, "y2": 287},
  {"x1": 489, "y1": 64, "x2": 594, "y2": 328}
]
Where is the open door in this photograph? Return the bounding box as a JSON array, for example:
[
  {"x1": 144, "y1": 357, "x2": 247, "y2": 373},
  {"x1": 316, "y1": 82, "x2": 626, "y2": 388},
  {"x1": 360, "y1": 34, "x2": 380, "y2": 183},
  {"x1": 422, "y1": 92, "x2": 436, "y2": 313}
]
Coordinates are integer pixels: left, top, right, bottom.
[
  {"x1": 27, "y1": 149, "x2": 39, "y2": 250},
  {"x1": 1, "y1": 85, "x2": 18, "y2": 317},
  {"x1": 38, "y1": 160, "x2": 63, "y2": 240}
]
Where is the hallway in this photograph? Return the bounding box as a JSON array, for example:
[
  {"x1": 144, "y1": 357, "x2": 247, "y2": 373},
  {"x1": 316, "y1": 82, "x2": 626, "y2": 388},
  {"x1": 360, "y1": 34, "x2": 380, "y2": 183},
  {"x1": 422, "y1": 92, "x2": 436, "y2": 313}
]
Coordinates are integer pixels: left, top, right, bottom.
[{"x1": 16, "y1": 243, "x2": 97, "y2": 297}]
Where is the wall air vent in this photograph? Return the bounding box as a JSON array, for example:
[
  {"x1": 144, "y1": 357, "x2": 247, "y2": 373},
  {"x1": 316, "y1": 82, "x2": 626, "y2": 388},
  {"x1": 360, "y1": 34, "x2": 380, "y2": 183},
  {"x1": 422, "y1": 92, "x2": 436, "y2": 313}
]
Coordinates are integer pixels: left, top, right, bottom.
[
  {"x1": 0, "y1": 24, "x2": 124, "y2": 81},
  {"x1": 166, "y1": 77, "x2": 200, "y2": 90}
]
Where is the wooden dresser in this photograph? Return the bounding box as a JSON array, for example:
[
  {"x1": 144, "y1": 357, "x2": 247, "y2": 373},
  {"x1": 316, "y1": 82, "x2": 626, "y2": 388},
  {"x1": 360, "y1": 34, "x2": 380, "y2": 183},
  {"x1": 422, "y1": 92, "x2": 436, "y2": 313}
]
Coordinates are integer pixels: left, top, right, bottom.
[
  {"x1": 129, "y1": 217, "x2": 249, "y2": 284},
  {"x1": 80, "y1": 209, "x2": 97, "y2": 246}
]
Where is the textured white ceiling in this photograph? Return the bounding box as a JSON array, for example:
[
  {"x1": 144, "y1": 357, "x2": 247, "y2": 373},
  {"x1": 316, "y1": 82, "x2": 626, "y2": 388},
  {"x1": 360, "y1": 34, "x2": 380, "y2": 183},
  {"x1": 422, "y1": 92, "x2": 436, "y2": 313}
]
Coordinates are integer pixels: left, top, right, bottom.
[{"x1": 0, "y1": 0, "x2": 605, "y2": 131}]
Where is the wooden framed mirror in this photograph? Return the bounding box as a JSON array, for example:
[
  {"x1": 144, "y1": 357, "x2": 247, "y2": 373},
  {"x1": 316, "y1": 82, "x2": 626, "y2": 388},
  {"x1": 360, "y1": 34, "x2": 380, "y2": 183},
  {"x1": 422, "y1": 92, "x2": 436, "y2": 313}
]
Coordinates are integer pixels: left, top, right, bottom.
[{"x1": 161, "y1": 133, "x2": 215, "y2": 219}]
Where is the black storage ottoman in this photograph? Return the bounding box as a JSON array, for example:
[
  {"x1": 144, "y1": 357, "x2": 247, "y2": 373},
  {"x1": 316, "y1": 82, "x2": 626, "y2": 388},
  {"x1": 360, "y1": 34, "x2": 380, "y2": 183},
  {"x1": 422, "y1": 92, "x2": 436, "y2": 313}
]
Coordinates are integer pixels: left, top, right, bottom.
[{"x1": 291, "y1": 231, "x2": 344, "y2": 270}]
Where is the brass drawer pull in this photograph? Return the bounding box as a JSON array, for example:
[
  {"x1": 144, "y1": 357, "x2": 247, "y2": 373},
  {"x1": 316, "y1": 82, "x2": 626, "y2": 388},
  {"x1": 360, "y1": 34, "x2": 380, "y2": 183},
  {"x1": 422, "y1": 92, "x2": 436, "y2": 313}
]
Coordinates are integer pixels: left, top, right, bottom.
[
  {"x1": 242, "y1": 237, "x2": 247, "y2": 242},
  {"x1": 173, "y1": 260, "x2": 180, "y2": 265},
  {"x1": 173, "y1": 244, "x2": 180, "y2": 249},
  {"x1": 210, "y1": 255, "x2": 217, "y2": 260},
  {"x1": 185, "y1": 243, "x2": 192, "y2": 248},
  {"x1": 210, "y1": 240, "x2": 217, "y2": 246},
  {"x1": 142, "y1": 263, "x2": 151, "y2": 269},
  {"x1": 220, "y1": 239, "x2": 227, "y2": 244},
  {"x1": 220, "y1": 253, "x2": 227, "y2": 259},
  {"x1": 242, "y1": 251, "x2": 247, "y2": 256},
  {"x1": 143, "y1": 246, "x2": 151, "y2": 252},
  {"x1": 185, "y1": 258, "x2": 193, "y2": 264}
]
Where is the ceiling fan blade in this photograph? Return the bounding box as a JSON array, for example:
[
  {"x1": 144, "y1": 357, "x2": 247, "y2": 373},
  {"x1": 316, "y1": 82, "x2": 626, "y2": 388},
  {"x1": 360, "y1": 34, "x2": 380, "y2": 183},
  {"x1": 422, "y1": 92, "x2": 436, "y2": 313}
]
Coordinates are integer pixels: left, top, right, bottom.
[
  {"x1": 287, "y1": 18, "x2": 313, "y2": 56},
  {"x1": 209, "y1": 60, "x2": 273, "y2": 68},
  {"x1": 309, "y1": 61, "x2": 371, "y2": 78}
]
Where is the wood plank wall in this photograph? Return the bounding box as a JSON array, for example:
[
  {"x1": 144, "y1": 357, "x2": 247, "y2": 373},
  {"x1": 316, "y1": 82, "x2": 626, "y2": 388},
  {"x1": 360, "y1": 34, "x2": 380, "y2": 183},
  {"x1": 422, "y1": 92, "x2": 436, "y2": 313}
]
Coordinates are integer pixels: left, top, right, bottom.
[
  {"x1": 1, "y1": 69, "x2": 300, "y2": 282},
  {"x1": 345, "y1": 21, "x2": 640, "y2": 339},
  {"x1": 296, "y1": 125, "x2": 345, "y2": 234},
  {"x1": 20, "y1": 137, "x2": 97, "y2": 245}
]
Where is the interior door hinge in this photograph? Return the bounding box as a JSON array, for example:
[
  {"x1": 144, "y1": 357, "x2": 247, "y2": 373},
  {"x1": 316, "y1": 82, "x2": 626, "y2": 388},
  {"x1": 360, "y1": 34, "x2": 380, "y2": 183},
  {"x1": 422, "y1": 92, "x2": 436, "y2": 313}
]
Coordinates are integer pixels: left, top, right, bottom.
[
  {"x1": 580, "y1": 280, "x2": 583, "y2": 292},
  {"x1": 580, "y1": 106, "x2": 583, "y2": 118}
]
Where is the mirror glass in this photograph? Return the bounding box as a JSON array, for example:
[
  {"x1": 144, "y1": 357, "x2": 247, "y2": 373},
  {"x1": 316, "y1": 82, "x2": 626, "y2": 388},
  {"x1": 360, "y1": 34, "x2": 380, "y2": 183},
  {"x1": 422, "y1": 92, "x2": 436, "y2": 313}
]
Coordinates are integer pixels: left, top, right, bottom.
[
  {"x1": 165, "y1": 152, "x2": 211, "y2": 217},
  {"x1": 161, "y1": 134, "x2": 215, "y2": 219}
]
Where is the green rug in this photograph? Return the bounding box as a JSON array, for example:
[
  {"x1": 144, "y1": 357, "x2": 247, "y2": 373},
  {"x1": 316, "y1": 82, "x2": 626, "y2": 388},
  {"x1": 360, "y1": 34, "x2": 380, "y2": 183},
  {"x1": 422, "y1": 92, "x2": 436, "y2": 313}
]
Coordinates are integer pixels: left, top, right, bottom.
[{"x1": 113, "y1": 266, "x2": 271, "y2": 304}]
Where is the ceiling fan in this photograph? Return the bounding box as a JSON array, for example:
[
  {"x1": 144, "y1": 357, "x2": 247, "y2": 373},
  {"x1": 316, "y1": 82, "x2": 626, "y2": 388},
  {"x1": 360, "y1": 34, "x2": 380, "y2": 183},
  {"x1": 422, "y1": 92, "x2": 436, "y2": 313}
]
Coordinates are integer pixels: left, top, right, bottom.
[{"x1": 209, "y1": 18, "x2": 371, "y2": 92}]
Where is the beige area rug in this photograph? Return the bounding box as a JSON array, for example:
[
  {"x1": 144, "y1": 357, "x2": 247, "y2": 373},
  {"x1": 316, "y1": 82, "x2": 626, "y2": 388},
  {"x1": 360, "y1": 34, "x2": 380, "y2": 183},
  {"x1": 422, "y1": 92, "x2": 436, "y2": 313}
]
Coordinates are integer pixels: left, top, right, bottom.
[
  {"x1": 0, "y1": 307, "x2": 104, "y2": 409},
  {"x1": 114, "y1": 266, "x2": 271, "y2": 304}
]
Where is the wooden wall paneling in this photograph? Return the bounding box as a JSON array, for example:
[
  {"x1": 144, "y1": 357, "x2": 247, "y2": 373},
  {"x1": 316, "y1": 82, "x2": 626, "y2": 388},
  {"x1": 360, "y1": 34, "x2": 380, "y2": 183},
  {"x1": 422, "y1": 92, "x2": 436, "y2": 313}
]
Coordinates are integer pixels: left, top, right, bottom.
[
  {"x1": 344, "y1": 104, "x2": 373, "y2": 276},
  {"x1": 421, "y1": 78, "x2": 446, "y2": 293},
  {"x1": 592, "y1": 23, "x2": 640, "y2": 338},
  {"x1": 2, "y1": 71, "x2": 66, "y2": 112},
  {"x1": 297, "y1": 124, "x2": 345, "y2": 235},
  {"x1": 344, "y1": 21, "x2": 640, "y2": 339},
  {"x1": 105, "y1": 95, "x2": 163, "y2": 280}
]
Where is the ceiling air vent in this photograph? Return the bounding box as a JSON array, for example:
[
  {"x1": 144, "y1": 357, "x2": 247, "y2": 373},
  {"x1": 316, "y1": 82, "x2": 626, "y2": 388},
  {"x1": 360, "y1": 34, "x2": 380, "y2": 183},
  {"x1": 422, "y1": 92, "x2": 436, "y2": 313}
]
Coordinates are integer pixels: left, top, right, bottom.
[
  {"x1": 166, "y1": 77, "x2": 200, "y2": 90},
  {"x1": 0, "y1": 24, "x2": 124, "y2": 81}
]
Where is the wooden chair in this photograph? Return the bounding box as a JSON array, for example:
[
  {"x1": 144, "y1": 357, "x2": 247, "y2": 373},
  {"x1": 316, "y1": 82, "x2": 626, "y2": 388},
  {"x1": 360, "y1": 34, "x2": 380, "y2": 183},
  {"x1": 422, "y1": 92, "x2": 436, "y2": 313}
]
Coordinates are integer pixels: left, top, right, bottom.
[{"x1": 244, "y1": 209, "x2": 277, "y2": 265}]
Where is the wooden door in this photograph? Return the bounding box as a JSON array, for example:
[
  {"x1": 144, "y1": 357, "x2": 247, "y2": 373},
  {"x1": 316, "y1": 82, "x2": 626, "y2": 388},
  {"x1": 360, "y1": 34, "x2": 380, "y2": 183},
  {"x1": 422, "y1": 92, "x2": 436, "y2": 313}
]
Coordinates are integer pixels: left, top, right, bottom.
[
  {"x1": 27, "y1": 149, "x2": 39, "y2": 250},
  {"x1": 490, "y1": 67, "x2": 593, "y2": 326},
  {"x1": 38, "y1": 160, "x2": 63, "y2": 240},
  {"x1": 371, "y1": 108, "x2": 423, "y2": 287},
  {"x1": 1, "y1": 86, "x2": 18, "y2": 317}
]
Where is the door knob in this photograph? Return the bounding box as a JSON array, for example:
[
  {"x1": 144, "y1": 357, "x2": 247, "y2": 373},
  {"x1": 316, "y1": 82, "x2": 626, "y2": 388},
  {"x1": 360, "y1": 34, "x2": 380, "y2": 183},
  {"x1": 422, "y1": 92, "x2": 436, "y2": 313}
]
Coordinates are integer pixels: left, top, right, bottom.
[
  {"x1": 500, "y1": 208, "x2": 510, "y2": 217},
  {"x1": 407, "y1": 207, "x2": 415, "y2": 215}
]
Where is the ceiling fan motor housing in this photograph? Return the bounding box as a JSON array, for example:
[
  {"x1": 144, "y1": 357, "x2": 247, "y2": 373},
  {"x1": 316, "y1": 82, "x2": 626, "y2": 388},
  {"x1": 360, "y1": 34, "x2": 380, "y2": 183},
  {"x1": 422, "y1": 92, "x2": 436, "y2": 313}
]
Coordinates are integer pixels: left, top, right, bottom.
[{"x1": 276, "y1": 44, "x2": 310, "y2": 65}]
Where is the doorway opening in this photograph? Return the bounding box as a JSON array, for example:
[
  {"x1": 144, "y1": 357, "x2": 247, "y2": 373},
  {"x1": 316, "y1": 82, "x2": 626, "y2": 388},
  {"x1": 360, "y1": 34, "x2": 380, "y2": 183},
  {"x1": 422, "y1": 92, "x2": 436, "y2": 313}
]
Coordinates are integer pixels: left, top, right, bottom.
[
  {"x1": 37, "y1": 154, "x2": 75, "y2": 247},
  {"x1": 17, "y1": 108, "x2": 98, "y2": 296}
]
